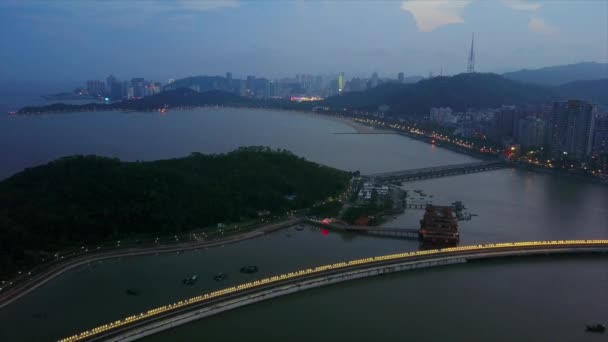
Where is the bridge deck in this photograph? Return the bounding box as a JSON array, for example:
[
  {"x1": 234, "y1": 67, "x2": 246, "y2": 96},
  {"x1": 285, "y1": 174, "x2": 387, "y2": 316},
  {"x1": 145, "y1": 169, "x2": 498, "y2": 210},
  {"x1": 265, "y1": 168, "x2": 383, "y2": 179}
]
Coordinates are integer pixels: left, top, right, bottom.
[
  {"x1": 61, "y1": 240, "x2": 608, "y2": 342},
  {"x1": 305, "y1": 219, "x2": 419, "y2": 239},
  {"x1": 367, "y1": 161, "x2": 508, "y2": 180}
]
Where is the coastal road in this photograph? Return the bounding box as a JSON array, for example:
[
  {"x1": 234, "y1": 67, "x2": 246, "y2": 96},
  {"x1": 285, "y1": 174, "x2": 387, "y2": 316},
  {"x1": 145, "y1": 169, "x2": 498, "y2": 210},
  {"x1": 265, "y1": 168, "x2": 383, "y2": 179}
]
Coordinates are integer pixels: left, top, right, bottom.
[{"x1": 0, "y1": 218, "x2": 301, "y2": 310}]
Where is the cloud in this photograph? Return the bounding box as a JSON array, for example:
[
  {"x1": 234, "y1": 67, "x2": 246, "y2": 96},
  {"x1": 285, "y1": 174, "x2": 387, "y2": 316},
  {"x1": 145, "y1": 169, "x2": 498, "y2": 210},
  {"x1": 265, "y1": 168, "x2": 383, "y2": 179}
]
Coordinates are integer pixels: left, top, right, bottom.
[
  {"x1": 528, "y1": 17, "x2": 558, "y2": 35},
  {"x1": 401, "y1": 0, "x2": 472, "y2": 32},
  {"x1": 502, "y1": 0, "x2": 542, "y2": 11}
]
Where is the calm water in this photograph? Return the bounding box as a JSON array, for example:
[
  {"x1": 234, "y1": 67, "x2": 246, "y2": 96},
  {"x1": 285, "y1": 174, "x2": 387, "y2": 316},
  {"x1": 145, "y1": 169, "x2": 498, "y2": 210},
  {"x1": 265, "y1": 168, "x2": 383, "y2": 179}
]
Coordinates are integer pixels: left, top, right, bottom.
[
  {"x1": 0, "y1": 108, "x2": 476, "y2": 180},
  {"x1": 146, "y1": 257, "x2": 608, "y2": 342},
  {"x1": 0, "y1": 108, "x2": 607, "y2": 341}
]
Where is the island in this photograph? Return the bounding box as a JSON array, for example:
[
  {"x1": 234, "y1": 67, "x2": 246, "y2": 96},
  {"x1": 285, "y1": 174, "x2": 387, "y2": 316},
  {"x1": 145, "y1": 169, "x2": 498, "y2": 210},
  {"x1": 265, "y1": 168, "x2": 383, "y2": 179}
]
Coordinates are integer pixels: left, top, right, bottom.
[{"x1": 0, "y1": 147, "x2": 351, "y2": 279}]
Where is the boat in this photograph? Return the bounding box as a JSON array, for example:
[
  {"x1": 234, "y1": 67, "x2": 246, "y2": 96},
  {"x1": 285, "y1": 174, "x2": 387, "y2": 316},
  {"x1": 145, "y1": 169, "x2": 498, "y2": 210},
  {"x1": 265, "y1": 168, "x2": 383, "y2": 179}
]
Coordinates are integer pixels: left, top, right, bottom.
[
  {"x1": 214, "y1": 272, "x2": 227, "y2": 281},
  {"x1": 182, "y1": 275, "x2": 198, "y2": 285},
  {"x1": 295, "y1": 225, "x2": 304, "y2": 231},
  {"x1": 240, "y1": 265, "x2": 259, "y2": 274},
  {"x1": 126, "y1": 288, "x2": 140, "y2": 296},
  {"x1": 586, "y1": 324, "x2": 606, "y2": 333}
]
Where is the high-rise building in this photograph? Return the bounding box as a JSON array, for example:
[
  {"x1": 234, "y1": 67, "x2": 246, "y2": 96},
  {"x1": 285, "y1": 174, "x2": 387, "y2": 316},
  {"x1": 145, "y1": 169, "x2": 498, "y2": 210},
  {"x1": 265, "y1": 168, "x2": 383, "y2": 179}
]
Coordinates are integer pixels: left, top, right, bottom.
[
  {"x1": 246, "y1": 76, "x2": 255, "y2": 91},
  {"x1": 338, "y1": 72, "x2": 344, "y2": 94},
  {"x1": 126, "y1": 86, "x2": 134, "y2": 99},
  {"x1": 550, "y1": 100, "x2": 597, "y2": 160},
  {"x1": 110, "y1": 81, "x2": 124, "y2": 100},
  {"x1": 370, "y1": 72, "x2": 379, "y2": 88},
  {"x1": 131, "y1": 78, "x2": 145, "y2": 98},
  {"x1": 86, "y1": 80, "x2": 105, "y2": 97},
  {"x1": 491, "y1": 105, "x2": 519, "y2": 141},
  {"x1": 516, "y1": 116, "x2": 545, "y2": 150},
  {"x1": 398, "y1": 72, "x2": 404, "y2": 83},
  {"x1": 592, "y1": 115, "x2": 608, "y2": 156},
  {"x1": 106, "y1": 75, "x2": 117, "y2": 95}
]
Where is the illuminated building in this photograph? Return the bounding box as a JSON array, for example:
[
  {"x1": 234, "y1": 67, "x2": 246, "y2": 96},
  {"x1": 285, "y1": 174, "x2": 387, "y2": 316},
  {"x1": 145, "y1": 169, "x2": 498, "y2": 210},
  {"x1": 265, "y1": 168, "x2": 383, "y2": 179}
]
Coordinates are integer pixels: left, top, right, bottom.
[
  {"x1": 290, "y1": 96, "x2": 323, "y2": 102},
  {"x1": 593, "y1": 116, "x2": 608, "y2": 156},
  {"x1": 338, "y1": 72, "x2": 344, "y2": 94},
  {"x1": 419, "y1": 205, "x2": 459, "y2": 244},
  {"x1": 550, "y1": 100, "x2": 597, "y2": 160}
]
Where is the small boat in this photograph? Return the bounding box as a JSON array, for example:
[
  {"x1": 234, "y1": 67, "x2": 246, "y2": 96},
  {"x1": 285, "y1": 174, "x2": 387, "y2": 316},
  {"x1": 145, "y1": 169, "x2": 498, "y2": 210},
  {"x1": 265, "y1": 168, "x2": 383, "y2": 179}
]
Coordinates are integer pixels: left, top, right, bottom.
[
  {"x1": 295, "y1": 225, "x2": 304, "y2": 231},
  {"x1": 240, "y1": 265, "x2": 259, "y2": 274},
  {"x1": 126, "y1": 288, "x2": 140, "y2": 296},
  {"x1": 214, "y1": 273, "x2": 227, "y2": 281},
  {"x1": 586, "y1": 324, "x2": 605, "y2": 333},
  {"x1": 182, "y1": 275, "x2": 198, "y2": 285}
]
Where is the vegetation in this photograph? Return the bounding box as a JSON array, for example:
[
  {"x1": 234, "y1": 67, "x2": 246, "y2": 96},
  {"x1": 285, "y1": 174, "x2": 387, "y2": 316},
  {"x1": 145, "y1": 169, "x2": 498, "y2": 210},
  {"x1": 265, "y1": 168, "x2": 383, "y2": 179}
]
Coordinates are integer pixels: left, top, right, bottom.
[
  {"x1": 0, "y1": 147, "x2": 351, "y2": 278},
  {"x1": 502, "y1": 62, "x2": 608, "y2": 86},
  {"x1": 323, "y1": 73, "x2": 557, "y2": 114},
  {"x1": 556, "y1": 79, "x2": 608, "y2": 106},
  {"x1": 342, "y1": 190, "x2": 393, "y2": 225},
  {"x1": 308, "y1": 201, "x2": 343, "y2": 218}
]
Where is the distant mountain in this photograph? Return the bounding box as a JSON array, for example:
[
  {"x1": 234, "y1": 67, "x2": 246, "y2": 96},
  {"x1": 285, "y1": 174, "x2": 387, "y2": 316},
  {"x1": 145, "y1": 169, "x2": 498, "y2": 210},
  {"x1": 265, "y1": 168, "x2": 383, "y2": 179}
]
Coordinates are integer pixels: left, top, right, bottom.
[
  {"x1": 503, "y1": 62, "x2": 608, "y2": 86},
  {"x1": 323, "y1": 73, "x2": 556, "y2": 115},
  {"x1": 556, "y1": 79, "x2": 608, "y2": 106}
]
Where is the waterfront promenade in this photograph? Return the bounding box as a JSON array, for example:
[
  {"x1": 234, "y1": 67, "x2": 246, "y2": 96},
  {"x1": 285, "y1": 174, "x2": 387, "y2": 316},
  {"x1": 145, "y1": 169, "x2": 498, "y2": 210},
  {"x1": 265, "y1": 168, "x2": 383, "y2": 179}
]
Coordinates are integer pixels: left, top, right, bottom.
[{"x1": 58, "y1": 240, "x2": 608, "y2": 342}]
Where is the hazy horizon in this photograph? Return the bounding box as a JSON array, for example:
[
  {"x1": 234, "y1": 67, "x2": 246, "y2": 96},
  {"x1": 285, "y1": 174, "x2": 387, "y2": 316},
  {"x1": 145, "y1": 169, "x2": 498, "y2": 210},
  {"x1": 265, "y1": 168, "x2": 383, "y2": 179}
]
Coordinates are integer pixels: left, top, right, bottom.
[{"x1": 1, "y1": 0, "x2": 607, "y2": 82}]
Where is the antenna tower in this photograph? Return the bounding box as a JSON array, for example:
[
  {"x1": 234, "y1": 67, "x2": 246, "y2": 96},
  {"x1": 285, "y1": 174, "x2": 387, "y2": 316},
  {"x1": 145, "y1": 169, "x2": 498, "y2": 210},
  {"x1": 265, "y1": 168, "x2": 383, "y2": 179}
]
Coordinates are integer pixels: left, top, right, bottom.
[{"x1": 467, "y1": 33, "x2": 475, "y2": 73}]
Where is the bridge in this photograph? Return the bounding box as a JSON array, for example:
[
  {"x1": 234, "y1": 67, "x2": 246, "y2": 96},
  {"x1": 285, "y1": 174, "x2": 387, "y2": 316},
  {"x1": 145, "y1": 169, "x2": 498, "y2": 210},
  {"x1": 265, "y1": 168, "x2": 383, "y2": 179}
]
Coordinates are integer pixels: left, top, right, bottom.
[
  {"x1": 367, "y1": 161, "x2": 508, "y2": 182},
  {"x1": 59, "y1": 240, "x2": 608, "y2": 342},
  {"x1": 305, "y1": 218, "x2": 419, "y2": 239}
]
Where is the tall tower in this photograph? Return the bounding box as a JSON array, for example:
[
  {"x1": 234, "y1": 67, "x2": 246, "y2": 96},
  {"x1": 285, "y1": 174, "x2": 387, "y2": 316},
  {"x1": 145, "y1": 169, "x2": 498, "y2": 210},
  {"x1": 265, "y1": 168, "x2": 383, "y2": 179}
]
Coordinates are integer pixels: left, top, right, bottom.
[{"x1": 467, "y1": 33, "x2": 475, "y2": 73}]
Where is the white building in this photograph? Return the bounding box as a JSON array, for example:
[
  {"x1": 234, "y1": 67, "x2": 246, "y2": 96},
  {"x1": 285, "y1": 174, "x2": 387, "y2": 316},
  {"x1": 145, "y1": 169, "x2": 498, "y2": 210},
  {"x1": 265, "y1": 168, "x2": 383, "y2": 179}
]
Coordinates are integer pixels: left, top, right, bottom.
[
  {"x1": 430, "y1": 107, "x2": 457, "y2": 125},
  {"x1": 358, "y1": 183, "x2": 389, "y2": 200}
]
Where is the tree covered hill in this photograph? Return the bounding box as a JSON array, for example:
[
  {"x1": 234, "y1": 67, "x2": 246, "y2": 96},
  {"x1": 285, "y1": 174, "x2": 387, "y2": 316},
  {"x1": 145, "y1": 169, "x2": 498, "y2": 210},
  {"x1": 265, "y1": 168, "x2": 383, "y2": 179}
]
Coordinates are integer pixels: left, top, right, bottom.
[
  {"x1": 556, "y1": 79, "x2": 608, "y2": 106},
  {"x1": 503, "y1": 62, "x2": 608, "y2": 86},
  {"x1": 322, "y1": 73, "x2": 557, "y2": 114},
  {"x1": 0, "y1": 147, "x2": 351, "y2": 277}
]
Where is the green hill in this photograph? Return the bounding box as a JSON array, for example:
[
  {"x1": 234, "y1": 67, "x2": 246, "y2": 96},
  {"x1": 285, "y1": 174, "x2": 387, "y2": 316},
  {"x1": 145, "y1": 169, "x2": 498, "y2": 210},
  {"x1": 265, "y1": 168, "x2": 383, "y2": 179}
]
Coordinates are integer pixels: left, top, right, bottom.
[
  {"x1": 322, "y1": 73, "x2": 556, "y2": 114},
  {"x1": 556, "y1": 79, "x2": 608, "y2": 106},
  {"x1": 503, "y1": 62, "x2": 608, "y2": 86},
  {"x1": 0, "y1": 147, "x2": 351, "y2": 278}
]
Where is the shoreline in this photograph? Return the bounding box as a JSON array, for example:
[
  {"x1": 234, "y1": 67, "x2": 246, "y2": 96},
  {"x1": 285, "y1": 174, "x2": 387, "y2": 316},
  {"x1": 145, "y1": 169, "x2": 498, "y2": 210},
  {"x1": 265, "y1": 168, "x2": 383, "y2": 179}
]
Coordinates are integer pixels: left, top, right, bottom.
[{"x1": 8, "y1": 105, "x2": 607, "y2": 184}]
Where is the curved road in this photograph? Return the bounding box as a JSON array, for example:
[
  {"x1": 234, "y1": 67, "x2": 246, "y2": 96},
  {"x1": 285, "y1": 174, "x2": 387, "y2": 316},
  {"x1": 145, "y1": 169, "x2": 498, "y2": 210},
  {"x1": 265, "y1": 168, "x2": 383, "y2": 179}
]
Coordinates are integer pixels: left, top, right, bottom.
[
  {"x1": 0, "y1": 218, "x2": 301, "y2": 310},
  {"x1": 57, "y1": 239, "x2": 608, "y2": 342}
]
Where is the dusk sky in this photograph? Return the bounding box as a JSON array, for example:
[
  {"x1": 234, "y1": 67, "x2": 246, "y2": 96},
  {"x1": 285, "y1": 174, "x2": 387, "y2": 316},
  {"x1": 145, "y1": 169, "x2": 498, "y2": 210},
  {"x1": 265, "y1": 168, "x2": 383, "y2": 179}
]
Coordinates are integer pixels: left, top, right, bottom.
[{"x1": 1, "y1": 0, "x2": 606, "y2": 82}]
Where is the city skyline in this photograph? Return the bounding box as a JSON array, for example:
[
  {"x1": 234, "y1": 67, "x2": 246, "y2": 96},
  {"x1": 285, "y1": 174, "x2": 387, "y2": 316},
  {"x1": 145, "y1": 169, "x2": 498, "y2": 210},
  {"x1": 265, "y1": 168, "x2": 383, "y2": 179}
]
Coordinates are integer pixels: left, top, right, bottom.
[{"x1": 1, "y1": 0, "x2": 606, "y2": 81}]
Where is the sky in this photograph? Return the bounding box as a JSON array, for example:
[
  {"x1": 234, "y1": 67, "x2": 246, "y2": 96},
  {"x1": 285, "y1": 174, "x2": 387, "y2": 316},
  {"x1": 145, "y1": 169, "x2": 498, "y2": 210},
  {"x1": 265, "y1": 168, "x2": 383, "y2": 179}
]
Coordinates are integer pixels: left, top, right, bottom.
[{"x1": 0, "y1": 0, "x2": 606, "y2": 82}]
